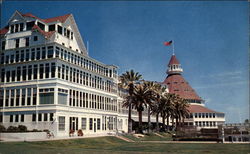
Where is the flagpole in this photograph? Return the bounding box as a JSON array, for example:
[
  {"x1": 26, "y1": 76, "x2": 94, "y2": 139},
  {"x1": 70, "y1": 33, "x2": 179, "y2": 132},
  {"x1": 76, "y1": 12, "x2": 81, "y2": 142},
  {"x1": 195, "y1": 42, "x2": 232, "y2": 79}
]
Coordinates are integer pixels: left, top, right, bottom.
[{"x1": 172, "y1": 40, "x2": 175, "y2": 55}]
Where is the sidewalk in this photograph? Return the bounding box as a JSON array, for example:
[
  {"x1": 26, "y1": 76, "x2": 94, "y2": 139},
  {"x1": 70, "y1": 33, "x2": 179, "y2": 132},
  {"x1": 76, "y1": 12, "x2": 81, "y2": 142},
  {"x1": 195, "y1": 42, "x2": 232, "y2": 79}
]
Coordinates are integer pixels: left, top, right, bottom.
[{"x1": 0, "y1": 133, "x2": 112, "y2": 142}]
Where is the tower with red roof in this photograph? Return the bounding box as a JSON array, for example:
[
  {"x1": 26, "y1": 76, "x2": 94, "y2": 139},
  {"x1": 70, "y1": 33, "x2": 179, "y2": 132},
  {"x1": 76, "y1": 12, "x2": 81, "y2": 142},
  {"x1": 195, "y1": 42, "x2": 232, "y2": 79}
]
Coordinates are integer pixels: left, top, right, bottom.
[{"x1": 163, "y1": 54, "x2": 225, "y2": 129}]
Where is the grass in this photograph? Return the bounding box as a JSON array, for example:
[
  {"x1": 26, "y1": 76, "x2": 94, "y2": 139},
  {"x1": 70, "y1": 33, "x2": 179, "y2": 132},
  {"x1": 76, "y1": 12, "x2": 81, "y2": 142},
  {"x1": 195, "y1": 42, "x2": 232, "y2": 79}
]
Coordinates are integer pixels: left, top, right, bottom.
[
  {"x1": 0, "y1": 136, "x2": 249, "y2": 154},
  {"x1": 122, "y1": 132, "x2": 173, "y2": 141}
]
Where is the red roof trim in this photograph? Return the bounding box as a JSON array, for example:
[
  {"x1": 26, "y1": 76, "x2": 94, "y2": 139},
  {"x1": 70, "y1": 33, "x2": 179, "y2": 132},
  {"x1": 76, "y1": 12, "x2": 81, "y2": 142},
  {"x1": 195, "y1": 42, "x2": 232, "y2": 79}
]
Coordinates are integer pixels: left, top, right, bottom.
[
  {"x1": 187, "y1": 104, "x2": 222, "y2": 113},
  {"x1": 22, "y1": 13, "x2": 70, "y2": 23},
  {"x1": 32, "y1": 25, "x2": 55, "y2": 38},
  {"x1": 0, "y1": 27, "x2": 9, "y2": 35}
]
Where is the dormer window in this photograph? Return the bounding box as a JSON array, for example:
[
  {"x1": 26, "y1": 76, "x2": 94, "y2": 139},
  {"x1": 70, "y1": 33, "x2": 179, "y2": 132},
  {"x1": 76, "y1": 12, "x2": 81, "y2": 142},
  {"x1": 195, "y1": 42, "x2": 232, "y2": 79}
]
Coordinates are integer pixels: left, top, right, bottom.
[
  {"x1": 34, "y1": 36, "x2": 38, "y2": 41},
  {"x1": 10, "y1": 25, "x2": 14, "y2": 33},
  {"x1": 37, "y1": 22, "x2": 45, "y2": 31},
  {"x1": 57, "y1": 25, "x2": 62, "y2": 34},
  {"x1": 63, "y1": 28, "x2": 67, "y2": 36},
  {"x1": 26, "y1": 21, "x2": 35, "y2": 30},
  {"x1": 20, "y1": 23, "x2": 24, "y2": 31},
  {"x1": 15, "y1": 24, "x2": 19, "y2": 32},
  {"x1": 49, "y1": 24, "x2": 55, "y2": 31},
  {"x1": 71, "y1": 32, "x2": 73, "y2": 40},
  {"x1": 66, "y1": 29, "x2": 70, "y2": 38}
]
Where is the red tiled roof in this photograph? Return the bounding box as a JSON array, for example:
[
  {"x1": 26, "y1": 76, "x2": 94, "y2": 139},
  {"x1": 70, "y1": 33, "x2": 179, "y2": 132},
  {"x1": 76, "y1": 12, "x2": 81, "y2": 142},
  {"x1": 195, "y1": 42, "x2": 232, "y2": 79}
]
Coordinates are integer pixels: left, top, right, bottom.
[
  {"x1": 32, "y1": 25, "x2": 55, "y2": 38},
  {"x1": 0, "y1": 27, "x2": 8, "y2": 35},
  {"x1": 187, "y1": 104, "x2": 218, "y2": 113},
  {"x1": 168, "y1": 55, "x2": 180, "y2": 66},
  {"x1": 22, "y1": 13, "x2": 71, "y2": 23},
  {"x1": 163, "y1": 74, "x2": 202, "y2": 101}
]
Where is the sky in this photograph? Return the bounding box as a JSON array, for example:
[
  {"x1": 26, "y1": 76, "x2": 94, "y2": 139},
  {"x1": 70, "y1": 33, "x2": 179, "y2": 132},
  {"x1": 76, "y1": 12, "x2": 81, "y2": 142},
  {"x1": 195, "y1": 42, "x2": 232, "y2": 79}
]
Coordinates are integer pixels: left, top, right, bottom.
[{"x1": 1, "y1": 1, "x2": 249, "y2": 123}]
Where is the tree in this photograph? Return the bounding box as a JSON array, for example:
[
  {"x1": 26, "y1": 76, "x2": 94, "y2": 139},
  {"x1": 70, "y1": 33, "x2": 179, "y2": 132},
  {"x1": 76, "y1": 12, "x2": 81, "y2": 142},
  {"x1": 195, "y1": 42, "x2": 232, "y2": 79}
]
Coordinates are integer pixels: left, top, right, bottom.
[
  {"x1": 131, "y1": 82, "x2": 154, "y2": 134},
  {"x1": 150, "y1": 83, "x2": 167, "y2": 132},
  {"x1": 120, "y1": 70, "x2": 142, "y2": 133}
]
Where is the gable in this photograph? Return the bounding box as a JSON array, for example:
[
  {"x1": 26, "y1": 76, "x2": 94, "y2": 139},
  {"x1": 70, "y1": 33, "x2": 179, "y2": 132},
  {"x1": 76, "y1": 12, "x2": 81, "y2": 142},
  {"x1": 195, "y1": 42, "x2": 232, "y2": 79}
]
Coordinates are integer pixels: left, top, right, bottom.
[{"x1": 8, "y1": 11, "x2": 25, "y2": 24}]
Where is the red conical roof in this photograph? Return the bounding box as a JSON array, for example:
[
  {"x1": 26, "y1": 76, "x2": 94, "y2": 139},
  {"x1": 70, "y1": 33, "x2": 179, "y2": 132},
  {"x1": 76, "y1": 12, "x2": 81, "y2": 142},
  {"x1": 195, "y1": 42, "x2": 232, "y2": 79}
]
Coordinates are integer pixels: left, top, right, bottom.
[
  {"x1": 163, "y1": 74, "x2": 202, "y2": 101},
  {"x1": 168, "y1": 55, "x2": 180, "y2": 66}
]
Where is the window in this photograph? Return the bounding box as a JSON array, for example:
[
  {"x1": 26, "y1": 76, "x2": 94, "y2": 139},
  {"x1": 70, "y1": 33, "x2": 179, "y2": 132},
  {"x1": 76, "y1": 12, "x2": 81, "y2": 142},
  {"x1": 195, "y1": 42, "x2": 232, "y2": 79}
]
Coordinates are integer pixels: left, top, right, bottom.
[
  {"x1": 47, "y1": 46, "x2": 54, "y2": 58},
  {"x1": 71, "y1": 32, "x2": 73, "y2": 40},
  {"x1": 26, "y1": 21, "x2": 35, "y2": 30},
  {"x1": 10, "y1": 55, "x2": 14, "y2": 63},
  {"x1": 40, "y1": 47, "x2": 45, "y2": 59},
  {"x1": 32, "y1": 114, "x2": 36, "y2": 122},
  {"x1": 57, "y1": 25, "x2": 62, "y2": 34},
  {"x1": 33, "y1": 65, "x2": 38, "y2": 80},
  {"x1": 59, "y1": 116, "x2": 65, "y2": 131},
  {"x1": 15, "y1": 24, "x2": 19, "y2": 33},
  {"x1": 10, "y1": 25, "x2": 14, "y2": 33},
  {"x1": 10, "y1": 115, "x2": 13, "y2": 122},
  {"x1": 21, "y1": 88, "x2": 25, "y2": 106},
  {"x1": 5, "y1": 90, "x2": 9, "y2": 106},
  {"x1": 37, "y1": 22, "x2": 45, "y2": 30},
  {"x1": 20, "y1": 23, "x2": 24, "y2": 31},
  {"x1": 81, "y1": 118, "x2": 87, "y2": 130},
  {"x1": 15, "y1": 50, "x2": 19, "y2": 62},
  {"x1": 89, "y1": 118, "x2": 93, "y2": 130},
  {"x1": 40, "y1": 93, "x2": 54, "y2": 104},
  {"x1": 33, "y1": 88, "x2": 37, "y2": 105},
  {"x1": 25, "y1": 37, "x2": 29, "y2": 47},
  {"x1": 1, "y1": 53, "x2": 4, "y2": 64},
  {"x1": 44, "y1": 113, "x2": 48, "y2": 121},
  {"x1": 51, "y1": 63, "x2": 56, "y2": 78},
  {"x1": 58, "y1": 93, "x2": 67, "y2": 105},
  {"x1": 38, "y1": 113, "x2": 42, "y2": 121},
  {"x1": 28, "y1": 65, "x2": 32, "y2": 80},
  {"x1": 27, "y1": 88, "x2": 31, "y2": 105},
  {"x1": 16, "y1": 89, "x2": 20, "y2": 106},
  {"x1": 50, "y1": 113, "x2": 54, "y2": 121},
  {"x1": 1, "y1": 69, "x2": 4, "y2": 82},
  {"x1": 31, "y1": 48, "x2": 35, "y2": 60},
  {"x1": 66, "y1": 29, "x2": 70, "y2": 38},
  {"x1": 49, "y1": 24, "x2": 55, "y2": 31},
  {"x1": 17, "y1": 67, "x2": 21, "y2": 81},
  {"x1": 21, "y1": 114, "x2": 24, "y2": 122},
  {"x1": 22, "y1": 66, "x2": 27, "y2": 81},
  {"x1": 15, "y1": 115, "x2": 19, "y2": 122},
  {"x1": 97, "y1": 119, "x2": 100, "y2": 130},
  {"x1": 36, "y1": 48, "x2": 40, "y2": 60},
  {"x1": 25, "y1": 49, "x2": 29, "y2": 61},
  {"x1": 39, "y1": 64, "x2": 44, "y2": 79},
  {"x1": 45, "y1": 63, "x2": 50, "y2": 78},
  {"x1": 20, "y1": 50, "x2": 24, "y2": 62},
  {"x1": 64, "y1": 28, "x2": 67, "y2": 36},
  {"x1": 15, "y1": 39, "x2": 19, "y2": 48},
  {"x1": 0, "y1": 89, "x2": 3, "y2": 107},
  {"x1": 1, "y1": 41, "x2": 5, "y2": 50},
  {"x1": 33, "y1": 36, "x2": 38, "y2": 41}
]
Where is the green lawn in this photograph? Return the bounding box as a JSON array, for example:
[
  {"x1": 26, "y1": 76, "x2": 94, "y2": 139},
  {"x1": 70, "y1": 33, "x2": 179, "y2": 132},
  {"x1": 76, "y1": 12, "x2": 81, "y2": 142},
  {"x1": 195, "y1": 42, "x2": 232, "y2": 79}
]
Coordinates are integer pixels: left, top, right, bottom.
[{"x1": 0, "y1": 136, "x2": 249, "y2": 154}]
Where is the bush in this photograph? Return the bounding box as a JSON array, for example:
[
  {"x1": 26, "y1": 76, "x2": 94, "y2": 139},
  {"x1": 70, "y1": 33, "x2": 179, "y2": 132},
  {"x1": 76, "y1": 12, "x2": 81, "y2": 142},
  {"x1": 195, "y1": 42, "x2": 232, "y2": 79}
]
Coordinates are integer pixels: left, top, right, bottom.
[
  {"x1": 18, "y1": 125, "x2": 27, "y2": 132},
  {"x1": 7, "y1": 126, "x2": 19, "y2": 132},
  {"x1": 0, "y1": 125, "x2": 6, "y2": 132}
]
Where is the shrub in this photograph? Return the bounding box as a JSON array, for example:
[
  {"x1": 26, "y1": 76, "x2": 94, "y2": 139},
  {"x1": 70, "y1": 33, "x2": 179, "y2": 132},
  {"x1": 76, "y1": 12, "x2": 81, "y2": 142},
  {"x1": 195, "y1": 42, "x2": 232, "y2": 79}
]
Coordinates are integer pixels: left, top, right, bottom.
[
  {"x1": 0, "y1": 125, "x2": 6, "y2": 132},
  {"x1": 18, "y1": 125, "x2": 27, "y2": 132},
  {"x1": 78, "y1": 129, "x2": 84, "y2": 136},
  {"x1": 7, "y1": 126, "x2": 19, "y2": 132}
]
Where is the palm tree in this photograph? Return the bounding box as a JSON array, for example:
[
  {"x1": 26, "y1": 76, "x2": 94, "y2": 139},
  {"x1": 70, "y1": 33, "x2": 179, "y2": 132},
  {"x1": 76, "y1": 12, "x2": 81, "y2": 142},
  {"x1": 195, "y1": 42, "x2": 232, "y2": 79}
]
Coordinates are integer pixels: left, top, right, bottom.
[
  {"x1": 159, "y1": 93, "x2": 175, "y2": 132},
  {"x1": 172, "y1": 95, "x2": 189, "y2": 130},
  {"x1": 143, "y1": 81, "x2": 158, "y2": 133},
  {"x1": 131, "y1": 82, "x2": 154, "y2": 134},
  {"x1": 150, "y1": 83, "x2": 167, "y2": 132},
  {"x1": 119, "y1": 70, "x2": 142, "y2": 133}
]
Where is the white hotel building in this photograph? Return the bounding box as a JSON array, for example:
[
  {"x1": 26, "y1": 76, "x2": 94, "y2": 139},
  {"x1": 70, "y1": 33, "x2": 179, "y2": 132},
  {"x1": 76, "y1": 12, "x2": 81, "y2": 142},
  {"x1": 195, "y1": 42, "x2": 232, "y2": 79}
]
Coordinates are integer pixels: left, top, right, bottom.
[
  {"x1": 0, "y1": 11, "x2": 225, "y2": 137},
  {"x1": 0, "y1": 11, "x2": 130, "y2": 136}
]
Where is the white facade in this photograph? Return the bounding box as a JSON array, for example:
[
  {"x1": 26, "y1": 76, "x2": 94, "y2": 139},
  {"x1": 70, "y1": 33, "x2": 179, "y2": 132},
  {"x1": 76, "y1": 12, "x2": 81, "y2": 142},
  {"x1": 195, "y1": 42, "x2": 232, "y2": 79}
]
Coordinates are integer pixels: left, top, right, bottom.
[{"x1": 0, "y1": 11, "x2": 129, "y2": 137}]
